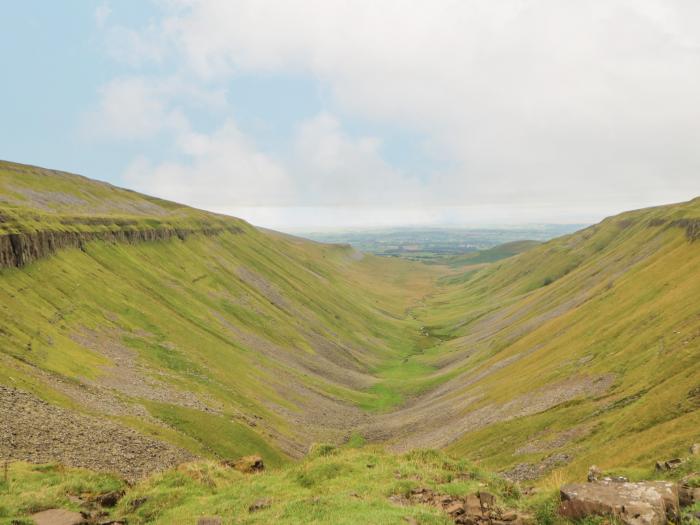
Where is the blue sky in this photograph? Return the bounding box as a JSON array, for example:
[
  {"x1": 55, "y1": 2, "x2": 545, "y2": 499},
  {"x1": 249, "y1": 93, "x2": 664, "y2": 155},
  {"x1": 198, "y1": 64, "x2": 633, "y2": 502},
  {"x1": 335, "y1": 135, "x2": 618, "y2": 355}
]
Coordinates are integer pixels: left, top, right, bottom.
[{"x1": 2, "y1": 1, "x2": 699, "y2": 229}]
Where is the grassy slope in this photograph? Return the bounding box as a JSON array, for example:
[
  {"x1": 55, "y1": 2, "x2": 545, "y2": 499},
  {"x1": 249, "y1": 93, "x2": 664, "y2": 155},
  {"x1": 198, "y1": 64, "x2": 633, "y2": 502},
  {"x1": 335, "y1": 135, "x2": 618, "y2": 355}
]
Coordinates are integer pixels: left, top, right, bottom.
[
  {"x1": 0, "y1": 160, "x2": 442, "y2": 465},
  {"x1": 400, "y1": 198, "x2": 700, "y2": 480},
  {"x1": 2, "y1": 160, "x2": 699, "y2": 523}
]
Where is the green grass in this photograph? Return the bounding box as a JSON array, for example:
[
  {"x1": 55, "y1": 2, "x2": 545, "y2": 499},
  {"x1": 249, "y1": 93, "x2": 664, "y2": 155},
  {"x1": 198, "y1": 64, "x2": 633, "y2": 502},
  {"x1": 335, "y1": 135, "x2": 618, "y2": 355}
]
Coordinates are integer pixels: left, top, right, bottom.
[
  {"x1": 1, "y1": 161, "x2": 447, "y2": 466},
  {"x1": 0, "y1": 447, "x2": 514, "y2": 525},
  {"x1": 7, "y1": 447, "x2": 687, "y2": 524},
  {"x1": 2, "y1": 160, "x2": 700, "y2": 520},
  {"x1": 0, "y1": 462, "x2": 123, "y2": 521},
  {"x1": 145, "y1": 403, "x2": 287, "y2": 468}
]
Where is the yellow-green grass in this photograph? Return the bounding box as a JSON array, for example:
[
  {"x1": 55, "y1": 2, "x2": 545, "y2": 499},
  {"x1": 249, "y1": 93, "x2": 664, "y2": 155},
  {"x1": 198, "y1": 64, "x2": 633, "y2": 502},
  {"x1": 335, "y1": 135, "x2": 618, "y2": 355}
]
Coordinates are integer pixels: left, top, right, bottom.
[
  {"x1": 401, "y1": 198, "x2": 700, "y2": 478},
  {"x1": 3, "y1": 450, "x2": 698, "y2": 524},
  {"x1": 0, "y1": 447, "x2": 516, "y2": 525},
  {"x1": 1, "y1": 161, "x2": 448, "y2": 463},
  {"x1": 2, "y1": 159, "x2": 699, "y2": 501}
]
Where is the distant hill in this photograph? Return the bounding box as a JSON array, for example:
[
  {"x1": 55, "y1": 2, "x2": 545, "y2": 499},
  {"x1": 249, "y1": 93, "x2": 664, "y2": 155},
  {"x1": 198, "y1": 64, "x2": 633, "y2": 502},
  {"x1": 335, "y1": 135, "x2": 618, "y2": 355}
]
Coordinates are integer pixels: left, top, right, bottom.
[
  {"x1": 444, "y1": 239, "x2": 542, "y2": 267},
  {"x1": 299, "y1": 225, "x2": 583, "y2": 262}
]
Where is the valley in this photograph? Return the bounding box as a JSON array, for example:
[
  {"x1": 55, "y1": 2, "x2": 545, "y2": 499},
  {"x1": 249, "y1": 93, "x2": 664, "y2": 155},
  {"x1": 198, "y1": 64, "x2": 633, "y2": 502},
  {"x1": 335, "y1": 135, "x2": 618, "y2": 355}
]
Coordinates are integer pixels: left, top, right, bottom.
[{"x1": 1, "y1": 160, "x2": 699, "y2": 524}]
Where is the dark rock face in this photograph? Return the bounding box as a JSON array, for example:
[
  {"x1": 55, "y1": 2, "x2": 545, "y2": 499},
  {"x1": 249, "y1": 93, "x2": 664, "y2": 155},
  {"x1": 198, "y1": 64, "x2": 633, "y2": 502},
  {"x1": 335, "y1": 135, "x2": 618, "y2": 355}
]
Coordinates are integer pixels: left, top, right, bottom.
[
  {"x1": 0, "y1": 226, "x2": 239, "y2": 268},
  {"x1": 559, "y1": 481, "x2": 680, "y2": 525},
  {"x1": 679, "y1": 483, "x2": 700, "y2": 507}
]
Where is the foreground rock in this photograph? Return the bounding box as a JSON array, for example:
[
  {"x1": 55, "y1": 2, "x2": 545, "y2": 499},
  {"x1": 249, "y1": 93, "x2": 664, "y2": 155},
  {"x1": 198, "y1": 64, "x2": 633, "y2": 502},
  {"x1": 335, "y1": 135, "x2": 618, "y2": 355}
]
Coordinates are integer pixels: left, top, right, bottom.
[
  {"x1": 390, "y1": 487, "x2": 532, "y2": 524},
  {"x1": 559, "y1": 481, "x2": 680, "y2": 524},
  {"x1": 31, "y1": 508, "x2": 84, "y2": 525}
]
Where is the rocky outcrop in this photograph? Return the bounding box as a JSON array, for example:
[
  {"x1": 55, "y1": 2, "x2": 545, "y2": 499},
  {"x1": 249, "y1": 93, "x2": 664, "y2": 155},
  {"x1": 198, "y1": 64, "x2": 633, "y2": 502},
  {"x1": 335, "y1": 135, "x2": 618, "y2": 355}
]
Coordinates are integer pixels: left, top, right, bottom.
[
  {"x1": 0, "y1": 225, "x2": 240, "y2": 268},
  {"x1": 559, "y1": 481, "x2": 680, "y2": 525},
  {"x1": 389, "y1": 488, "x2": 533, "y2": 524},
  {"x1": 647, "y1": 217, "x2": 700, "y2": 242}
]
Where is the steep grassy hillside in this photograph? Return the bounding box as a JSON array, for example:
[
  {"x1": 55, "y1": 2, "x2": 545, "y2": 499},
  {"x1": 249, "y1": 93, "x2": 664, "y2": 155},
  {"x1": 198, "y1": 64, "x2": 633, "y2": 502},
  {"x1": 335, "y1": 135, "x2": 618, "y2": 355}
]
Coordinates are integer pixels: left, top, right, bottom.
[
  {"x1": 0, "y1": 160, "x2": 442, "y2": 473},
  {"x1": 1, "y1": 160, "x2": 699, "y2": 523},
  {"x1": 369, "y1": 198, "x2": 700, "y2": 481}
]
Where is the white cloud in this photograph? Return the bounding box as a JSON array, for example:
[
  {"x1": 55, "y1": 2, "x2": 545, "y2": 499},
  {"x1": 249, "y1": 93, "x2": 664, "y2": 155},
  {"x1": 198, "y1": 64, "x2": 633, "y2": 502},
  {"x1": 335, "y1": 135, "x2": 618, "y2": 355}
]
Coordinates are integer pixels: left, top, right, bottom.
[
  {"x1": 97, "y1": 1, "x2": 700, "y2": 226},
  {"x1": 292, "y1": 113, "x2": 425, "y2": 206},
  {"x1": 84, "y1": 76, "x2": 186, "y2": 140},
  {"x1": 83, "y1": 75, "x2": 227, "y2": 140},
  {"x1": 124, "y1": 119, "x2": 293, "y2": 207},
  {"x1": 121, "y1": 112, "x2": 425, "y2": 210},
  {"x1": 163, "y1": 1, "x2": 700, "y2": 203}
]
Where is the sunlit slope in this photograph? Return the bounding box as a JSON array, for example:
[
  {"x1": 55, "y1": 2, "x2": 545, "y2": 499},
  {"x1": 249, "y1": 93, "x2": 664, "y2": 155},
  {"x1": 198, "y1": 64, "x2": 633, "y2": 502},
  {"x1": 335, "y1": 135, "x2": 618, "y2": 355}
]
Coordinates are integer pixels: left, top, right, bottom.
[
  {"x1": 0, "y1": 161, "x2": 441, "y2": 469},
  {"x1": 372, "y1": 198, "x2": 700, "y2": 478}
]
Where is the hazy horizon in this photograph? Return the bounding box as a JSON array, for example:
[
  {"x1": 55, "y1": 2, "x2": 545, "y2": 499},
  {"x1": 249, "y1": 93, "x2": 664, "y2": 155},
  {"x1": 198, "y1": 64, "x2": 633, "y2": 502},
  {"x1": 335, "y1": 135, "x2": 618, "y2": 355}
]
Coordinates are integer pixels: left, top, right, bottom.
[{"x1": 2, "y1": 1, "x2": 699, "y2": 230}]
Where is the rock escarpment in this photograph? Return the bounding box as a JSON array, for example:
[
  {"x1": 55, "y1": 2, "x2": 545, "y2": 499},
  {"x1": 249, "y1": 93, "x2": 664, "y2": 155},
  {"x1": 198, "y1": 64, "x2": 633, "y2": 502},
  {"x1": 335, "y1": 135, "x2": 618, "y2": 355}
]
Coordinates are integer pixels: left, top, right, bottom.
[{"x1": 0, "y1": 225, "x2": 241, "y2": 268}]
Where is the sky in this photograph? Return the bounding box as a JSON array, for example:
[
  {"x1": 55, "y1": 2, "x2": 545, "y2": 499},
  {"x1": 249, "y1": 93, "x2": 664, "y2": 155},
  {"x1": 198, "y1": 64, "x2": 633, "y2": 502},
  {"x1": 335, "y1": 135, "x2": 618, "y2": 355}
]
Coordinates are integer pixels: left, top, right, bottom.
[{"x1": 1, "y1": 1, "x2": 699, "y2": 231}]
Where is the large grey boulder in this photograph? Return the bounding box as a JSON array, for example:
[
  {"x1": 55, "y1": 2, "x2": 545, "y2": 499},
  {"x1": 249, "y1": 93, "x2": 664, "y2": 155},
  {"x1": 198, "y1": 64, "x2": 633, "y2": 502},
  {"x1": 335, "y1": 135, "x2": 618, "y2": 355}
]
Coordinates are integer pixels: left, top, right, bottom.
[{"x1": 559, "y1": 480, "x2": 680, "y2": 525}]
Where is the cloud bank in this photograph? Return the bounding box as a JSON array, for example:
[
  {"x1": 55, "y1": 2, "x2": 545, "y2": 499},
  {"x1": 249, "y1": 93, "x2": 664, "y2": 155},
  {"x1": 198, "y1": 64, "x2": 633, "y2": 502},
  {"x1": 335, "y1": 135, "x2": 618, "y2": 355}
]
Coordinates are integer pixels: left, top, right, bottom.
[{"x1": 89, "y1": 0, "x2": 700, "y2": 227}]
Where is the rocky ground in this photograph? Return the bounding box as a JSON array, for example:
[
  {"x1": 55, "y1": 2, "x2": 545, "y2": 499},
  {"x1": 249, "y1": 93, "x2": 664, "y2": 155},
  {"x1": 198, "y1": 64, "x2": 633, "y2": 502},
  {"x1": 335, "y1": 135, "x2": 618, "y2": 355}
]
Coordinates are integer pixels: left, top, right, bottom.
[{"x1": 0, "y1": 385, "x2": 193, "y2": 481}]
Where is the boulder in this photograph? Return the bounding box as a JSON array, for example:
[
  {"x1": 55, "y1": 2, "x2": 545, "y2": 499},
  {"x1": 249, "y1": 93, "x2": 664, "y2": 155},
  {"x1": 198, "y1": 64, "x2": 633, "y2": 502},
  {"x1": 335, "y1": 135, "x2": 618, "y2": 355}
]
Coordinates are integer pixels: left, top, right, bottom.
[
  {"x1": 560, "y1": 481, "x2": 680, "y2": 525},
  {"x1": 30, "y1": 508, "x2": 85, "y2": 525},
  {"x1": 690, "y1": 443, "x2": 700, "y2": 456}
]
